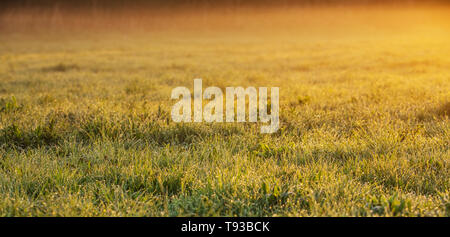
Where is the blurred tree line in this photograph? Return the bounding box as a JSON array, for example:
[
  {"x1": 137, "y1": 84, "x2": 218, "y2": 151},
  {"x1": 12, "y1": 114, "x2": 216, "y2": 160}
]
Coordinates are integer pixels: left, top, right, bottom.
[{"x1": 1, "y1": 0, "x2": 448, "y2": 9}]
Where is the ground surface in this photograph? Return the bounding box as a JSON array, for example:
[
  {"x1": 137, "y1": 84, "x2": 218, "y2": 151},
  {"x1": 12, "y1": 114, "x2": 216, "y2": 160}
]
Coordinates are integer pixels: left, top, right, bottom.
[{"x1": 0, "y1": 6, "x2": 449, "y2": 216}]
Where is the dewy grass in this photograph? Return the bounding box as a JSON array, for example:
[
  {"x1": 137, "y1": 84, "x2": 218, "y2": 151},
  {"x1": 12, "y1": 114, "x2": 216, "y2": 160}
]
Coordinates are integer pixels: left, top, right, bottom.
[
  {"x1": 170, "y1": 79, "x2": 280, "y2": 133},
  {"x1": 0, "y1": 6, "x2": 449, "y2": 216}
]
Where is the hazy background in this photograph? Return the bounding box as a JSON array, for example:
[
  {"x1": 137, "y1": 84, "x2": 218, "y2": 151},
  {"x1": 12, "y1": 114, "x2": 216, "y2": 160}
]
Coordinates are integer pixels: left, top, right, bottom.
[
  {"x1": 1, "y1": 0, "x2": 450, "y2": 34},
  {"x1": 2, "y1": 0, "x2": 450, "y2": 9}
]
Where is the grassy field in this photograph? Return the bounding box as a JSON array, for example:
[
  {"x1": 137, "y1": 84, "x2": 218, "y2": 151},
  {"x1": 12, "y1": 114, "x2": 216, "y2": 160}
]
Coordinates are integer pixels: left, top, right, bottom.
[{"x1": 0, "y1": 6, "x2": 449, "y2": 216}]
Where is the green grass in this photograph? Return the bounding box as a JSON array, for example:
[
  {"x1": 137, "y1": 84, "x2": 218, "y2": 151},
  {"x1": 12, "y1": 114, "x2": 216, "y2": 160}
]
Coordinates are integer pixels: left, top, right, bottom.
[{"x1": 0, "y1": 6, "x2": 449, "y2": 216}]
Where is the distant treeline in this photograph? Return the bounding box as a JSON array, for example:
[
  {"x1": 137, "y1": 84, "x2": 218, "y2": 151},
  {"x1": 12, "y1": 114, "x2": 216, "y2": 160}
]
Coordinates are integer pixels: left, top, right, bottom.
[{"x1": 2, "y1": 0, "x2": 449, "y2": 9}]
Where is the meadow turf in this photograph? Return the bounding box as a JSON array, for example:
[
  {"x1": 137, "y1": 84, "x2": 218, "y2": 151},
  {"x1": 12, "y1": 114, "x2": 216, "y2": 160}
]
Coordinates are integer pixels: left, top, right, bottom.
[{"x1": 0, "y1": 6, "x2": 449, "y2": 216}]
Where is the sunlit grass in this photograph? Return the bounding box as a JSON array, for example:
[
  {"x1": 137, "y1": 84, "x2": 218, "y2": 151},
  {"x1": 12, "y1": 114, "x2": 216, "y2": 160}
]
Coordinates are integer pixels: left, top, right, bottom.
[{"x1": 0, "y1": 6, "x2": 449, "y2": 216}]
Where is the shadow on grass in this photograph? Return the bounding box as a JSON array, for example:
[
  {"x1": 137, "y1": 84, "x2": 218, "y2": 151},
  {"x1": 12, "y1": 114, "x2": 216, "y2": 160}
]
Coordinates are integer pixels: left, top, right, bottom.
[
  {"x1": 41, "y1": 63, "x2": 80, "y2": 73},
  {"x1": 417, "y1": 101, "x2": 450, "y2": 121},
  {"x1": 0, "y1": 111, "x2": 244, "y2": 150},
  {"x1": 0, "y1": 122, "x2": 61, "y2": 149}
]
